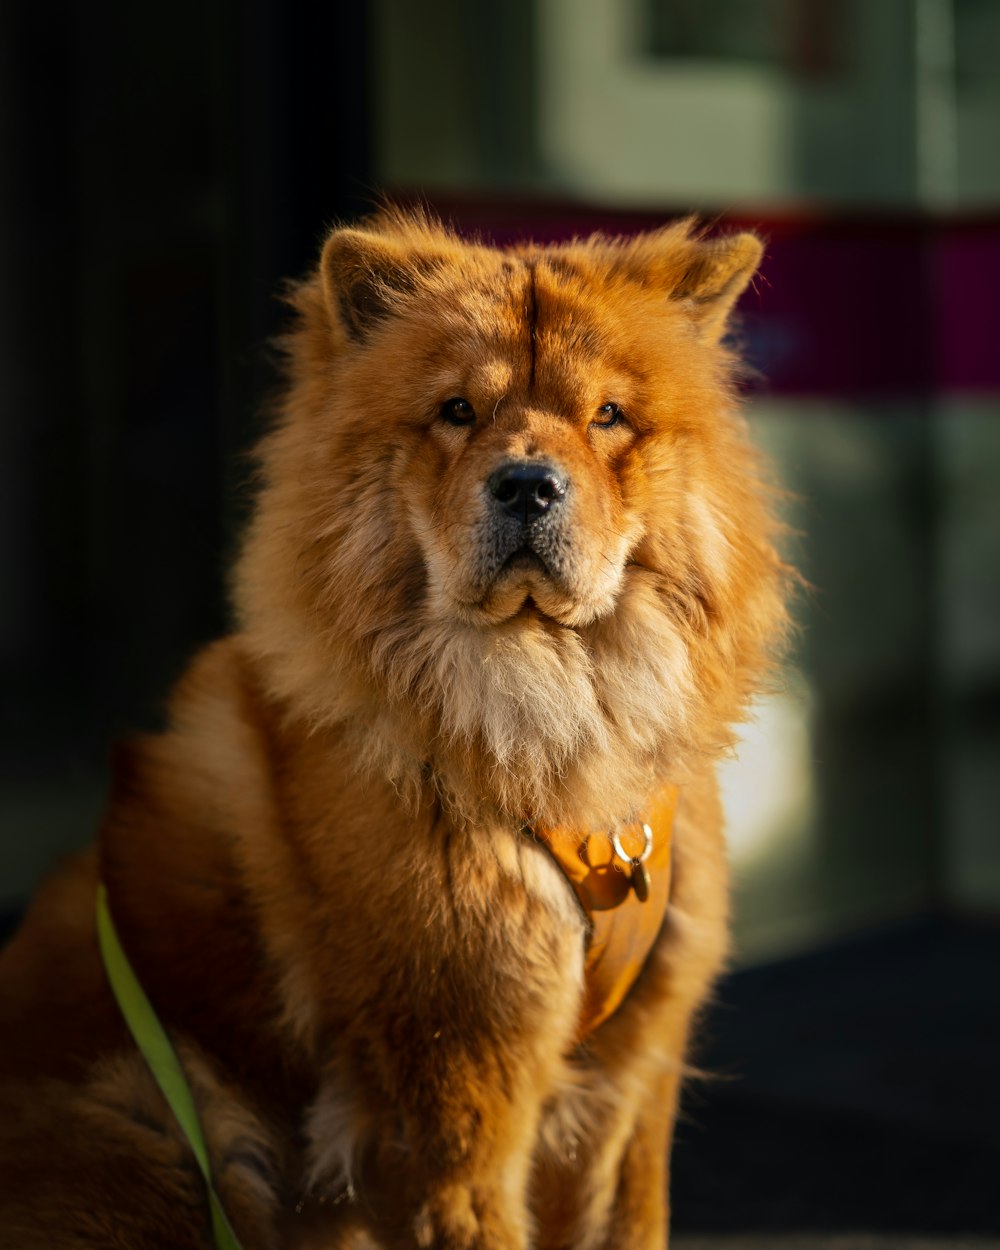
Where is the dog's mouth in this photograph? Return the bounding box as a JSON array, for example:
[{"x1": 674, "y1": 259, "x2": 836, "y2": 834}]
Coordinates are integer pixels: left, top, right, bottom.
[
  {"x1": 499, "y1": 554, "x2": 570, "y2": 623},
  {"x1": 445, "y1": 523, "x2": 620, "y2": 629},
  {"x1": 476, "y1": 564, "x2": 590, "y2": 629},
  {"x1": 501, "y1": 547, "x2": 549, "y2": 577}
]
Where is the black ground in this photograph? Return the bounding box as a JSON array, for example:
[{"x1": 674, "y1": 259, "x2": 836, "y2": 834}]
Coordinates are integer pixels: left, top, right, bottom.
[{"x1": 672, "y1": 918, "x2": 1000, "y2": 1235}]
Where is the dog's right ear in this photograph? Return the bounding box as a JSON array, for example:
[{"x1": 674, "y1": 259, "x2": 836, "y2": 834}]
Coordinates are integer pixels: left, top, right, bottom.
[{"x1": 321, "y1": 228, "x2": 441, "y2": 342}]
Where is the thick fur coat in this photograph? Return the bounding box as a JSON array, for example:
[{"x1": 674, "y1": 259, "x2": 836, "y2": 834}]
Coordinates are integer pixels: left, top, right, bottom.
[{"x1": 0, "y1": 210, "x2": 789, "y2": 1249}]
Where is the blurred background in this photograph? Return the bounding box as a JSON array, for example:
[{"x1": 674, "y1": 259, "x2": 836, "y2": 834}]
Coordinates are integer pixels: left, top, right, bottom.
[{"x1": 1, "y1": 1, "x2": 998, "y2": 1243}]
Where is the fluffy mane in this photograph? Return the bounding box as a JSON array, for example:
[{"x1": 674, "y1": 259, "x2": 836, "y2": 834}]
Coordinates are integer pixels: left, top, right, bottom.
[{"x1": 233, "y1": 209, "x2": 791, "y2": 830}]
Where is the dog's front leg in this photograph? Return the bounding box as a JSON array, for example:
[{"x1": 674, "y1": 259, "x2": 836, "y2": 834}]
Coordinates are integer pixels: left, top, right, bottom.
[
  {"x1": 598, "y1": 1065, "x2": 678, "y2": 1250},
  {"x1": 303, "y1": 820, "x2": 587, "y2": 1249},
  {"x1": 358, "y1": 997, "x2": 577, "y2": 1250},
  {"x1": 308, "y1": 952, "x2": 583, "y2": 1250},
  {"x1": 399, "y1": 1081, "x2": 541, "y2": 1250}
]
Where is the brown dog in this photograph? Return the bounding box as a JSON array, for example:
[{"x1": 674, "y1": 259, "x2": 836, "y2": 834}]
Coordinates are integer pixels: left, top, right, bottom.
[{"x1": 0, "y1": 209, "x2": 789, "y2": 1249}]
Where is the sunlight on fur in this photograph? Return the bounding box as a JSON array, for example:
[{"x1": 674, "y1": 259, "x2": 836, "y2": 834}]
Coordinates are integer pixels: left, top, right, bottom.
[{"x1": 1, "y1": 206, "x2": 793, "y2": 1249}]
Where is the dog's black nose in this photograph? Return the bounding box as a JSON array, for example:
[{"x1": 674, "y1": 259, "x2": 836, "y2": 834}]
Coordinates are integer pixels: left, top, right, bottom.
[{"x1": 488, "y1": 462, "x2": 567, "y2": 523}]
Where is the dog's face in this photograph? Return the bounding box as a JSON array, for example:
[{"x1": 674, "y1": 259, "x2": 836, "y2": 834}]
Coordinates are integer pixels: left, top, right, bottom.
[
  {"x1": 350, "y1": 265, "x2": 647, "y2": 633},
  {"x1": 236, "y1": 211, "x2": 787, "y2": 825},
  {"x1": 317, "y1": 224, "x2": 761, "y2": 634},
  {"x1": 411, "y1": 383, "x2": 636, "y2": 633}
]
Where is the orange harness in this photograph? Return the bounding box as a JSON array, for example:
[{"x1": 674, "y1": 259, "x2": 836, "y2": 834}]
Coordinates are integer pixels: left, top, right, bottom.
[{"x1": 531, "y1": 784, "x2": 679, "y2": 1040}]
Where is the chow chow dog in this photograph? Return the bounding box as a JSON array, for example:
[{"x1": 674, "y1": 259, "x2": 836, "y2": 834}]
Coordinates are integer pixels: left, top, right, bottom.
[{"x1": 0, "y1": 208, "x2": 789, "y2": 1249}]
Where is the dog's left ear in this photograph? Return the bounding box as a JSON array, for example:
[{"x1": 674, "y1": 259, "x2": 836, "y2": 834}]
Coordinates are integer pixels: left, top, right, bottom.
[
  {"x1": 673, "y1": 233, "x2": 764, "y2": 342},
  {"x1": 321, "y1": 226, "x2": 446, "y2": 342}
]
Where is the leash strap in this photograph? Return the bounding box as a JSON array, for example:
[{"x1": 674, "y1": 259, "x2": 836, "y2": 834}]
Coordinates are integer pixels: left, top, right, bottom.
[{"x1": 96, "y1": 884, "x2": 244, "y2": 1250}]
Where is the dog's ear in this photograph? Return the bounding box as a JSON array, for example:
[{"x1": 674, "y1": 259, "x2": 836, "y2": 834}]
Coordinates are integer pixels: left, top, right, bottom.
[
  {"x1": 611, "y1": 224, "x2": 763, "y2": 342},
  {"x1": 321, "y1": 227, "x2": 444, "y2": 342},
  {"x1": 673, "y1": 233, "x2": 764, "y2": 342}
]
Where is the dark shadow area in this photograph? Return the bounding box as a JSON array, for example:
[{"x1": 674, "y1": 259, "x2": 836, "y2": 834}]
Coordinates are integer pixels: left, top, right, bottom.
[
  {"x1": 0, "y1": 3, "x2": 373, "y2": 901},
  {"x1": 674, "y1": 918, "x2": 1000, "y2": 1234}
]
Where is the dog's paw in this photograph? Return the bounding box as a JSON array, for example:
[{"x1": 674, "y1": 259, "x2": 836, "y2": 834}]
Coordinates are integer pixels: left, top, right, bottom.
[{"x1": 410, "y1": 1183, "x2": 525, "y2": 1250}]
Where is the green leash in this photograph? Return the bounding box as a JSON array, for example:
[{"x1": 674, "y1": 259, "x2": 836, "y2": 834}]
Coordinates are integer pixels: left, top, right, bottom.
[{"x1": 96, "y1": 884, "x2": 245, "y2": 1250}]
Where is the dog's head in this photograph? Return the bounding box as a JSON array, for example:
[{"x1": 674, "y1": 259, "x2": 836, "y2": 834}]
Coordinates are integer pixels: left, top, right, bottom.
[{"x1": 236, "y1": 209, "x2": 789, "y2": 826}]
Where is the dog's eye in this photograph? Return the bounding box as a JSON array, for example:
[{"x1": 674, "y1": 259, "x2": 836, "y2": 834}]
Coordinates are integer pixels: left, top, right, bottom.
[
  {"x1": 440, "y1": 397, "x2": 476, "y2": 427},
  {"x1": 593, "y1": 402, "x2": 624, "y2": 429}
]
